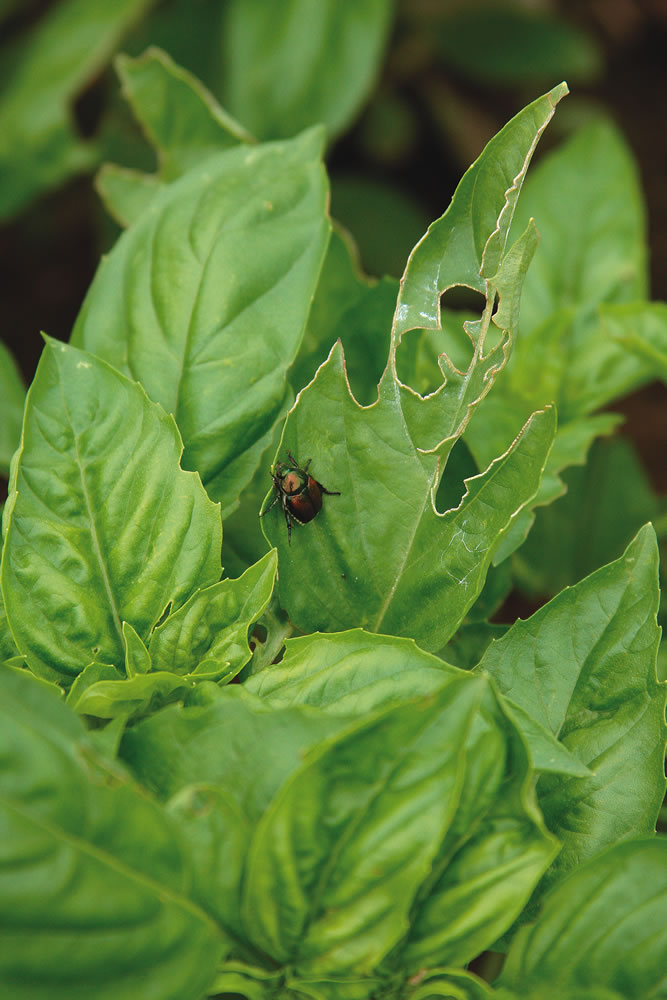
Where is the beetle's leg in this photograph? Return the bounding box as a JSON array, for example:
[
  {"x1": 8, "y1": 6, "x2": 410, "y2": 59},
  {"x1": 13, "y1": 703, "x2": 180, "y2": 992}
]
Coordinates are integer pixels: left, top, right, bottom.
[
  {"x1": 287, "y1": 451, "x2": 299, "y2": 468},
  {"x1": 260, "y1": 488, "x2": 281, "y2": 516},
  {"x1": 282, "y1": 499, "x2": 292, "y2": 545},
  {"x1": 318, "y1": 481, "x2": 341, "y2": 496}
]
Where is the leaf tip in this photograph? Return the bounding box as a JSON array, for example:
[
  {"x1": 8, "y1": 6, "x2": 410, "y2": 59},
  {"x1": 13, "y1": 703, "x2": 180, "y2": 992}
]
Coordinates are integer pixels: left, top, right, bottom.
[{"x1": 551, "y1": 80, "x2": 570, "y2": 102}]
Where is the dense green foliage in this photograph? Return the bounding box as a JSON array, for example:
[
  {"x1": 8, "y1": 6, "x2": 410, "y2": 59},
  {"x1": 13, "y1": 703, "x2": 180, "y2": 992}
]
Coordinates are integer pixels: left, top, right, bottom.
[{"x1": 1, "y1": 5, "x2": 666, "y2": 999}]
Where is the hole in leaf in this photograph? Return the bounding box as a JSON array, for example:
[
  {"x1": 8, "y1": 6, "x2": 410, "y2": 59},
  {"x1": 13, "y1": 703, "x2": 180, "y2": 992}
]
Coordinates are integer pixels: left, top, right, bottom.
[
  {"x1": 439, "y1": 285, "x2": 486, "y2": 315},
  {"x1": 395, "y1": 293, "x2": 478, "y2": 396},
  {"x1": 435, "y1": 437, "x2": 478, "y2": 514}
]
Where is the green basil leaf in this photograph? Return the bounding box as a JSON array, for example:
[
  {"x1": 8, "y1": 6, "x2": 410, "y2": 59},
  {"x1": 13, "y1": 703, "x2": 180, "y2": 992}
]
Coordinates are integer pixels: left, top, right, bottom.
[
  {"x1": 448, "y1": 120, "x2": 651, "y2": 551},
  {"x1": 121, "y1": 686, "x2": 346, "y2": 938},
  {"x1": 478, "y1": 525, "x2": 666, "y2": 898},
  {"x1": 409, "y1": 967, "x2": 496, "y2": 1000},
  {"x1": 243, "y1": 674, "x2": 557, "y2": 975},
  {"x1": 0, "y1": 339, "x2": 25, "y2": 476},
  {"x1": 390, "y1": 683, "x2": 558, "y2": 973},
  {"x1": 247, "y1": 629, "x2": 591, "y2": 782},
  {"x1": 331, "y1": 176, "x2": 431, "y2": 281},
  {"x1": 218, "y1": 0, "x2": 395, "y2": 140},
  {"x1": 602, "y1": 299, "x2": 667, "y2": 383},
  {"x1": 394, "y1": 218, "x2": 539, "y2": 460},
  {"x1": 96, "y1": 46, "x2": 253, "y2": 226},
  {"x1": 245, "y1": 628, "x2": 460, "y2": 712},
  {"x1": 0, "y1": 532, "x2": 19, "y2": 663},
  {"x1": 510, "y1": 119, "x2": 648, "y2": 419},
  {"x1": 393, "y1": 83, "x2": 567, "y2": 341},
  {"x1": 514, "y1": 436, "x2": 660, "y2": 596},
  {"x1": 499, "y1": 838, "x2": 667, "y2": 1000},
  {"x1": 0, "y1": 0, "x2": 155, "y2": 219},
  {"x1": 242, "y1": 676, "x2": 482, "y2": 972},
  {"x1": 66, "y1": 663, "x2": 194, "y2": 721},
  {"x1": 116, "y1": 46, "x2": 251, "y2": 176},
  {"x1": 263, "y1": 356, "x2": 555, "y2": 651},
  {"x1": 0, "y1": 666, "x2": 225, "y2": 999},
  {"x1": 94, "y1": 165, "x2": 163, "y2": 228},
  {"x1": 123, "y1": 620, "x2": 151, "y2": 676},
  {"x1": 208, "y1": 961, "x2": 283, "y2": 1000},
  {"x1": 149, "y1": 548, "x2": 277, "y2": 680},
  {"x1": 0, "y1": 339, "x2": 221, "y2": 682},
  {"x1": 292, "y1": 227, "x2": 399, "y2": 405},
  {"x1": 72, "y1": 129, "x2": 330, "y2": 515},
  {"x1": 434, "y1": 9, "x2": 602, "y2": 85},
  {"x1": 221, "y1": 422, "x2": 283, "y2": 578}
]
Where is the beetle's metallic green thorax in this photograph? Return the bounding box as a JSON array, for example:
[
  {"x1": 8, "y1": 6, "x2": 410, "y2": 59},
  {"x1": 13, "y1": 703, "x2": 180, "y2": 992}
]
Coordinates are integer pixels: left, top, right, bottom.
[{"x1": 278, "y1": 467, "x2": 308, "y2": 495}]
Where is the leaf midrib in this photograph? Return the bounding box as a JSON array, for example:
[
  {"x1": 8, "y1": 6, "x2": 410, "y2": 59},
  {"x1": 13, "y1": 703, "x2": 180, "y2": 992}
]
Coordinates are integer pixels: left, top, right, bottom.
[{"x1": 59, "y1": 381, "x2": 123, "y2": 648}]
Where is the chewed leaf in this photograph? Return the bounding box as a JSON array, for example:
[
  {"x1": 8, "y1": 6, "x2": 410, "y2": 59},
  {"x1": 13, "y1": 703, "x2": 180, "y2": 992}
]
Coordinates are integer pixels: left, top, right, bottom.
[
  {"x1": 262, "y1": 340, "x2": 555, "y2": 651},
  {"x1": 394, "y1": 220, "x2": 539, "y2": 457},
  {"x1": 385, "y1": 86, "x2": 566, "y2": 475},
  {"x1": 392, "y1": 82, "x2": 568, "y2": 342},
  {"x1": 0, "y1": 339, "x2": 222, "y2": 682}
]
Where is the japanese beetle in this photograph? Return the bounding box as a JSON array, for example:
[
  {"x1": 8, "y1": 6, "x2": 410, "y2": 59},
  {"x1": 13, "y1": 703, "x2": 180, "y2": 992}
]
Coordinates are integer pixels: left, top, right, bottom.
[{"x1": 261, "y1": 451, "x2": 340, "y2": 544}]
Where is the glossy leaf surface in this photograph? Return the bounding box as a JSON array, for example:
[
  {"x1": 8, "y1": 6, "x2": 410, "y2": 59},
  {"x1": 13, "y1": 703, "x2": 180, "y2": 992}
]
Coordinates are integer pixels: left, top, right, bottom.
[
  {"x1": 263, "y1": 347, "x2": 555, "y2": 651},
  {"x1": 247, "y1": 629, "x2": 589, "y2": 779},
  {"x1": 443, "y1": 121, "x2": 652, "y2": 553},
  {"x1": 479, "y1": 525, "x2": 666, "y2": 896},
  {"x1": 1, "y1": 339, "x2": 221, "y2": 681},
  {"x1": 392, "y1": 83, "x2": 567, "y2": 340},
  {"x1": 499, "y1": 839, "x2": 667, "y2": 1000},
  {"x1": 121, "y1": 686, "x2": 347, "y2": 938},
  {"x1": 0, "y1": 667, "x2": 224, "y2": 999},
  {"x1": 243, "y1": 673, "x2": 557, "y2": 975},
  {"x1": 149, "y1": 548, "x2": 277, "y2": 679},
  {"x1": 73, "y1": 129, "x2": 330, "y2": 515},
  {"x1": 66, "y1": 662, "x2": 194, "y2": 721}
]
